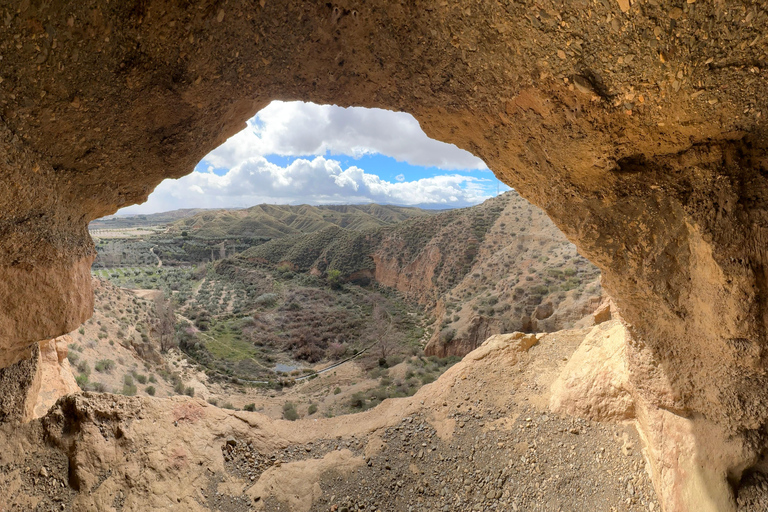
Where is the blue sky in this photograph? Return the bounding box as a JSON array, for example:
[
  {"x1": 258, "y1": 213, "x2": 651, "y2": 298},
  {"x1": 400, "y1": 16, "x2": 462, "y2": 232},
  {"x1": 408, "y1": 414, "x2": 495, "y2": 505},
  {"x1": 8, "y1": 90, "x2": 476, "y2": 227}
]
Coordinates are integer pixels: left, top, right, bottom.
[{"x1": 120, "y1": 101, "x2": 510, "y2": 214}]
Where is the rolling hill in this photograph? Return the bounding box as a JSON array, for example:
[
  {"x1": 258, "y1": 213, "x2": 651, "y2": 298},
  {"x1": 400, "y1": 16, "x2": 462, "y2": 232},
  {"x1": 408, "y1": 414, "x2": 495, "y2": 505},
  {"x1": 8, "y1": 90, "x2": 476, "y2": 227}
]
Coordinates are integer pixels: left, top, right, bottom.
[
  {"x1": 225, "y1": 191, "x2": 603, "y2": 356},
  {"x1": 167, "y1": 203, "x2": 438, "y2": 239}
]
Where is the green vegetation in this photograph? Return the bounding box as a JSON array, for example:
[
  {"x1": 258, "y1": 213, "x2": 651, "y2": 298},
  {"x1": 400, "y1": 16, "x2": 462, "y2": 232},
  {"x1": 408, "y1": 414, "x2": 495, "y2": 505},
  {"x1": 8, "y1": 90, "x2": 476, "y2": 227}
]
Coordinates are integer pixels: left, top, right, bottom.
[
  {"x1": 85, "y1": 192, "x2": 601, "y2": 415},
  {"x1": 347, "y1": 355, "x2": 460, "y2": 412},
  {"x1": 282, "y1": 402, "x2": 299, "y2": 421},
  {"x1": 94, "y1": 359, "x2": 115, "y2": 372}
]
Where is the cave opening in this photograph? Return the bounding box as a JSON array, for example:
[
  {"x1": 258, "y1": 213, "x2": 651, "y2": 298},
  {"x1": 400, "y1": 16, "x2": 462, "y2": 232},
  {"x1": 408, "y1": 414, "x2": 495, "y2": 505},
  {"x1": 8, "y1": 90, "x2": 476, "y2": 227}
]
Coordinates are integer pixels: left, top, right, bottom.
[{"x1": 63, "y1": 101, "x2": 603, "y2": 421}]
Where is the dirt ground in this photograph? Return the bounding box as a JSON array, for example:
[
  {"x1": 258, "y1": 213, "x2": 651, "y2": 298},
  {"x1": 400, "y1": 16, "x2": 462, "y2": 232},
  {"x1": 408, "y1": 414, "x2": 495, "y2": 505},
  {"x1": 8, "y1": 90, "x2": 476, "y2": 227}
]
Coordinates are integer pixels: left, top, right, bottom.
[{"x1": 0, "y1": 323, "x2": 678, "y2": 512}]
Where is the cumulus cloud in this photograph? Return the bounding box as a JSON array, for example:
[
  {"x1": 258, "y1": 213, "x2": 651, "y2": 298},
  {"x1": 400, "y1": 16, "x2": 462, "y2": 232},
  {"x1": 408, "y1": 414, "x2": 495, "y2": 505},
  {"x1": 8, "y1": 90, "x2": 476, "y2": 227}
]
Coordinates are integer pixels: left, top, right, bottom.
[
  {"x1": 119, "y1": 156, "x2": 493, "y2": 214},
  {"x1": 202, "y1": 101, "x2": 487, "y2": 171}
]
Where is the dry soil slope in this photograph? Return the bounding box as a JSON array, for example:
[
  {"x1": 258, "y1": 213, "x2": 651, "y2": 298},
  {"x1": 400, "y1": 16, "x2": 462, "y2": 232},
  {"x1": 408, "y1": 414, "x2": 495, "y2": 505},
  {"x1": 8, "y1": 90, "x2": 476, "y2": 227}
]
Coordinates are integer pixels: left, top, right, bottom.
[{"x1": 1, "y1": 322, "x2": 662, "y2": 512}]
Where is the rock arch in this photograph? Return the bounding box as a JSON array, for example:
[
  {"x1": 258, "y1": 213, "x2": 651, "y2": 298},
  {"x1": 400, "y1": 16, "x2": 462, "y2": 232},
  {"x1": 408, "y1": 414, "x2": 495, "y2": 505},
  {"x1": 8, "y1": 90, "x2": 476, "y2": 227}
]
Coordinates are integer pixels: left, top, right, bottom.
[{"x1": 2, "y1": 1, "x2": 768, "y2": 508}]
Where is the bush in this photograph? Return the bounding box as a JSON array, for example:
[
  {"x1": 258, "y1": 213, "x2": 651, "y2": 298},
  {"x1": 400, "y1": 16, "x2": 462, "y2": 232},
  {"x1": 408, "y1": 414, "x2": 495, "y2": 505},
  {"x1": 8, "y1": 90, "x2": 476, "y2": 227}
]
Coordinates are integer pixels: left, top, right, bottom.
[
  {"x1": 348, "y1": 392, "x2": 365, "y2": 409},
  {"x1": 91, "y1": 382, "x2": 107, "y2": 392},
  {"x1": 307, "y1": 404, "x2": 318, "y2": 415},
  {"x1": 77, "y1": 361, "x2": 90, "y2": 375},
  {"x1": 184, "y1": 386, "x2": 195, "y2": 397},
  {"x1": 122, "y1": 383, "x2": 137, "y2": 396},
  {"x1": 94, "y1": 359, "x2": 115, "y2": 372},
  {"x1": 145, "y1": 385, "x2": 156, "y2": 396},
  {"x1": 67, "y1": 352, "x2": 79, "y2": 365},
  {"x1": 333, "y1": 387, "x2": 342, "y2": 395},
  {"x1": 283, "y1": 402, "x2": 299, "y2": 421},
  {"x1": 254, "y1": 293, "x2": 279, "y2": 307},
  {"x1": 327, "y1": 269, "x2": 343, "y2": 290},
  {"x1": 75, "y1": 373, "x2": 89, "y2": 387},
  {"x1": 440, "y1": 328, "x2": 456, "y2": 344},
  {"x1": 208, "y1": 398, "x2": 219, "y2": 406},
  {"x1": 135, "y1": 374, "x2": 147, "y2": 384},
  {"x1": 78, "y1": 327, "x2": 85, "y2": 335}
]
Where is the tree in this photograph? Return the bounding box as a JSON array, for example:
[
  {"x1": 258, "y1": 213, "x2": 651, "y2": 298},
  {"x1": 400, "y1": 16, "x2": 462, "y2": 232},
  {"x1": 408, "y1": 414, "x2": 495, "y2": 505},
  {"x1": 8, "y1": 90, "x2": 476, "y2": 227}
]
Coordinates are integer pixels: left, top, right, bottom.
[
  {"x1": 154, "y1": 292, "x2": 177, "y2": 352},
  {"x1": 378, "y1": 330, "x2": 398, "y2": 361},
  {"x1": 327, "y1": 269, "x2": 343, "y2": 290}
]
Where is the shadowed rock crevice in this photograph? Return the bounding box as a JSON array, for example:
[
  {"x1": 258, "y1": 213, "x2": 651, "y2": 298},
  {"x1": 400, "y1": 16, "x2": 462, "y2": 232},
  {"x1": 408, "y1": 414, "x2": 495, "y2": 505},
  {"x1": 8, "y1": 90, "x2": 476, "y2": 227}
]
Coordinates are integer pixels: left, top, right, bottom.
[{"x1": 0, "y1": 342, "x2": 39, "y2": 422}]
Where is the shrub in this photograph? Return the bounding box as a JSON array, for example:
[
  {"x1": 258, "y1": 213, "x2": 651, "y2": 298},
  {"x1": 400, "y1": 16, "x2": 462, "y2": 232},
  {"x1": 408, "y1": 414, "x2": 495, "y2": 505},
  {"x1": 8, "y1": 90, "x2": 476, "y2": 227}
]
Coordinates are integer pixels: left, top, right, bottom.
[
  {"x1": 145, "y1": 385, "x2": 156, "y2": 396},
  {"x1": 136, "y1": 374, "x2": 147, "y2": 384},
  {"x1": 77, "y1": 361, "x2": 90, "y2": 375},
  {"x1": 122, "y1": 383, "x2": 137, "y2": 396},
  {"x1": 78, "y1": 327, "x2": 85, "y2": 335},
  {"x1": 243, "y1": 403, "x2": 256, "y2": 412},
  {"x1": 94, "y1": 359, "x2": 115, "y2": 372},
  {"x1": 123, "y1": 374, "x2": 134, "y2": 386},
  {"x1": 75, "y1": 373, "x2": 89, "y2": 387},
  {"x1": 282, "y1": 402, "x2": 299, "y2": 421},
  {"x1": 222, "y1": 402, "x2": 235, "y2": 410},
  {"x1": 308, "y1": 404, "x2": 318, "y2": 415},
  {"x1": 91, "y1": 382, "x2": 107, "y2": 392},
  {"x1": 207, "y1": 398, "x2": 219, "y2": 406},
  {"x1": 348, "y1": 392, "x2": 365, "y2": 409},
  {"x1": 67, "y1": 352, "x2": 79, "y2": 365},
  {"x1": 184, "y1": 386, "x2": 195, "y2": 397},
  {"x1": 333, "y1": 387, "x2": 342, "y2": 395},
  {"x1": 327, "y1": 269, "x2": 343, "y2": 290},
  {"x1": 440, "y1": 328, "x2": 456, "y2": 344},
  {"x1": 254, "y1": 293, "x2": 279, "y2": 307}
]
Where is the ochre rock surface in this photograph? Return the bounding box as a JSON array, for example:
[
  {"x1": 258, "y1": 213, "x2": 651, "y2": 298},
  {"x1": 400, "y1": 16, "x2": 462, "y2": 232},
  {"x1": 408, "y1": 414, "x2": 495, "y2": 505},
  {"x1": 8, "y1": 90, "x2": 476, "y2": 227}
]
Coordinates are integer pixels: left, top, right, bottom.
[
  {"x1": 29, "y1": 335, "x2": 80, "y2": 421},
  {"x1": 1, "y1": 0, "x2": 768, "y2": 497},
  {"x1": 550, "y1": 319, "x2": 755, "y2": 512}
]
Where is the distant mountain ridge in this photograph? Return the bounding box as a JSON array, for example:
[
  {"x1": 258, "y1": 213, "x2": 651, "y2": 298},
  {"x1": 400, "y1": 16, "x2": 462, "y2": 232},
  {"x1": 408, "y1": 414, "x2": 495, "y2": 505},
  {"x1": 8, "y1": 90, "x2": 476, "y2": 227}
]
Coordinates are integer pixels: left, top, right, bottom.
[
  {"x1": 167, "y1": 203, "x2": 438, "y2": 239},
  {"x1": 90, "y1": 209, "x2": 213, "y2": 229}
]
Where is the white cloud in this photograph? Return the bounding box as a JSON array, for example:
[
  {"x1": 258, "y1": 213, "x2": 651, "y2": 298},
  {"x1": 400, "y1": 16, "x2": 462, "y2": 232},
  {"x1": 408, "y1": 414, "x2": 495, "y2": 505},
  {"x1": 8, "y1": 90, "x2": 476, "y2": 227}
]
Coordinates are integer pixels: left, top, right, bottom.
[
  {"x1": 395, "y1": 174, "x2": 405, "y2": 182},
  {"x1": 202, "y1": 101, "x2": 487, "y2": 171},
  {"x1": 119, "y1": 156, "x2": 493, "y2": 214}
]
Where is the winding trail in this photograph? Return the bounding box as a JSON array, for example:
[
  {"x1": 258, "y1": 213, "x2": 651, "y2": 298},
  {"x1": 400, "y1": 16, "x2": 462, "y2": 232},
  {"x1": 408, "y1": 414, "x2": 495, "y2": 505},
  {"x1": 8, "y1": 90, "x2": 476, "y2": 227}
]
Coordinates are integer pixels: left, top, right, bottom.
[{"x1": 149, "y1": 247, "x2": 162, "y2": 267}]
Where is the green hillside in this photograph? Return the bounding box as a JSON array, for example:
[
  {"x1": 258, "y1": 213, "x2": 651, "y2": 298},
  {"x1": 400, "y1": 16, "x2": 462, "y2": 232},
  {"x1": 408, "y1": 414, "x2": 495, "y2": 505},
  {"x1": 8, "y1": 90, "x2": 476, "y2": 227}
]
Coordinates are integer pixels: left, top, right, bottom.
[{"x1": 168, "y1": 203, "x2": 437, "y2": 239}]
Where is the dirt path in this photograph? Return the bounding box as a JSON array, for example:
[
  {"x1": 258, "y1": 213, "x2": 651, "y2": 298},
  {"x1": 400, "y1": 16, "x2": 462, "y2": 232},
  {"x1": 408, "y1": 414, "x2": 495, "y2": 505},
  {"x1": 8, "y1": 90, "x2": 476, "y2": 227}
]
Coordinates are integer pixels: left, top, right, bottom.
[{"x1": 149, "y1": 246, "x2": 162, "y2": 267}]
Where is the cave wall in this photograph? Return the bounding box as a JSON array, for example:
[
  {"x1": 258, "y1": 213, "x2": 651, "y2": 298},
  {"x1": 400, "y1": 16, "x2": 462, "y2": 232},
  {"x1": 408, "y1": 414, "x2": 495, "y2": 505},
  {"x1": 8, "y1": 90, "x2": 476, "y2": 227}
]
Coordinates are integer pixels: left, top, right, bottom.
[{"x1": 1, "y1": 0, "x2": 768, "y2": 435}]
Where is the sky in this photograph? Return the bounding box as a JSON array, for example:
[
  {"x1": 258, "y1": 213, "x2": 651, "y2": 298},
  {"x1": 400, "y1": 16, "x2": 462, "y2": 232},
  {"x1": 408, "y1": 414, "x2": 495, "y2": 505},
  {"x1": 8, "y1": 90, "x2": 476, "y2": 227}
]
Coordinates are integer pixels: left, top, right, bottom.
[{"x1": 119, "y1": 101, "x2": 510, "y2": 214}]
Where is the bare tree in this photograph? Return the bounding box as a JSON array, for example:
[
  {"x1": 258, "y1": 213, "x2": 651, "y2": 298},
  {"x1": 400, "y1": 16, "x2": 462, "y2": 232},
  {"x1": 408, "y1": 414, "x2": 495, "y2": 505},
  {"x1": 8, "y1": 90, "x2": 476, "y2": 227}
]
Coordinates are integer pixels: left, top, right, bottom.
[
  {"x1": 154, "y1": 292, "x2": 177, "y2": 352},
  {"x1": 378, "y1": 330, "x2": 398, "y2": 360}
]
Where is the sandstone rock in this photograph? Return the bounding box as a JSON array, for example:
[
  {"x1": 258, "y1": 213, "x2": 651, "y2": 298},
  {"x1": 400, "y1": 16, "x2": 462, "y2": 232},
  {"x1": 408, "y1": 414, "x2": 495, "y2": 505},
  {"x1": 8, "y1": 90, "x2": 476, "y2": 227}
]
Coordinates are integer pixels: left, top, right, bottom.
[
  {"x1": 593, "y1": 302, "x2": 612, "y2": 325},
  {"x1": 533, "y1": 302, "x2": 554, "y2": 321},
  {"x1": 550, "y1": 320, "x2": 634, "y2": 421},
  {"x1": 30, "y1": 336, "x2": 80, "y2": 421}
]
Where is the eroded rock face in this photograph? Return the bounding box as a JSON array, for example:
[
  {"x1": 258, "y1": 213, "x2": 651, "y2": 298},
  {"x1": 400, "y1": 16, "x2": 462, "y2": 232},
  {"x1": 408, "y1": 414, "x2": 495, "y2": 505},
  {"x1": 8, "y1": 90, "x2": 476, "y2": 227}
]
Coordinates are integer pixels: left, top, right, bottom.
[{"x1": 1, "y1": 0, "x2": 768, "y2": 448}]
